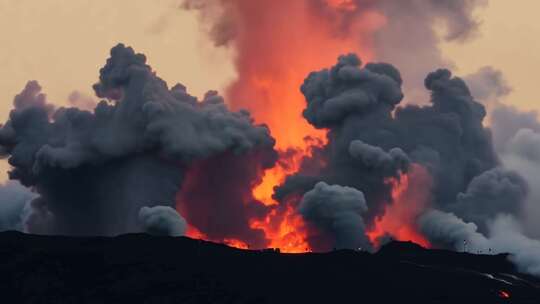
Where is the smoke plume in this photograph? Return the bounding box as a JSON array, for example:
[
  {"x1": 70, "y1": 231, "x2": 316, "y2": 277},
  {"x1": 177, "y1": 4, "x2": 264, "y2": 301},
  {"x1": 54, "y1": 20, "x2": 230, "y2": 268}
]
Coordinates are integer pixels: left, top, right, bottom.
[
  {"x1": 299, "y1": 182, "x2": 371, "y2": 251},
  {"x1": 0, "y1": 44, "x2": 276, "y2": 238},
  {"x1": 419, "y1": 210, "x2": 540, "y2": 277},
  {"x1": 0, "y1": 181, "x2": 36, "y2": 231},
  {"x1": 184, "y1": 0, "x2": 488, "y2": 109},
  {"x1": 275, "y1": 54, "x2": 499, "y2": 247},
  {"x1": 138, "y1": 206, "x2": 187, "y2": 237}
]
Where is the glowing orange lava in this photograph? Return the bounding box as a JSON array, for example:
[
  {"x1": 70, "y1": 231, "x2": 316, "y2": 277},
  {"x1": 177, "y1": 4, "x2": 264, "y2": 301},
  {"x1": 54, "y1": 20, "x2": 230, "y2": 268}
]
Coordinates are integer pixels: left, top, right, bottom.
[
  {"x1": 185, "y1": 225, "x2": 207, "y2": 240},
  {"x1": 251, "y1": 141, "x2": 325, "y2": 253},
  {"x1": 367, "y1": 164, "x2": 433, "y2": 249},
  {"x1": 250, "y1": 202, "x2": 310, "y2": 253},
  {"x1": 326, "y1": 0, "x2": 358, "y2": 11},
  {"x1": 223, "y1": 238, "x2": 250, "y2": 249},
  {"x1": 185, "y1": 1, "x2": 387, "y2": 252},
  {"x1": 226, "y1": 1, "x2": 385, "y2": 252},
  {"x1": 226, "y1": 1, "x2": 385, "y2": 150}
]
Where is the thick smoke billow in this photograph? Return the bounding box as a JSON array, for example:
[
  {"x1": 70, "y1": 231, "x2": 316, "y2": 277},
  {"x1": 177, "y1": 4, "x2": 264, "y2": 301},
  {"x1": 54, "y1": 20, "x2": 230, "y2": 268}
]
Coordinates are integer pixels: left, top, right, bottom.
[
  {"x1": 0, "y1": 44, "x2": 276, "y2": 237},
  {"x1": 276, "y1": 54, "x2": 499, "y2": 238},
  {"x1": 349, "y1": 140, "x2": 409, "y2": 175},
  {"x1": 299, "y1": 182, "x2": 371, "y2": 251},
  {"x1": 496, "y1": 128, "x2": 540, "y2": 240},
  {"x1": 419, "y1": 210, "x2": 540, "y2": 277},
  {"x1": 488, "y1": 215, "x2": 540, "y2": 277},
  {"x1": 138, "y1": 206, "x2": 187, "y2": 237},
  {"x1": 450, "y1": 167, "x2": 527, "y2": 234},
  {"x1": 0, "y1": 181, "x2": 36, "y2": 231},
  {"x1": 300, "y1": 54, "x2": 404, "y2": 129},
  {"x1": 471, "y1": 66, "x2": 540, "y2": 240},
  {"x1": 450, "y1": 52, "x2": 540, "y2": 276},
  {"x1": 275, "y1": 54, "x2": 408, "y2": 224},
  {"x1": 418, "y1": 209, "x2": 490, "y2": 252}
]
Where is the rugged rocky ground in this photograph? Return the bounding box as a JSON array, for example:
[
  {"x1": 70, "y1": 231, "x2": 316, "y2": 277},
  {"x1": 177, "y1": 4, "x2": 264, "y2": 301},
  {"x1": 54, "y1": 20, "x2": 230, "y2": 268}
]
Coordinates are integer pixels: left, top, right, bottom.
[{"x1": 0, "y1": 231, "x2": 538, "y2": 303}]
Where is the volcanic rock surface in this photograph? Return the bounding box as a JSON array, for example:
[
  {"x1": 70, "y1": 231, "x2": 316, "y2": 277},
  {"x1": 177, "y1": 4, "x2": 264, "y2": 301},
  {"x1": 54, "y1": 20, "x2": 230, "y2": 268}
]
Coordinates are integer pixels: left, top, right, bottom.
[{"x1": 1, "y1": 231, "x2": 538, "y2": 303}]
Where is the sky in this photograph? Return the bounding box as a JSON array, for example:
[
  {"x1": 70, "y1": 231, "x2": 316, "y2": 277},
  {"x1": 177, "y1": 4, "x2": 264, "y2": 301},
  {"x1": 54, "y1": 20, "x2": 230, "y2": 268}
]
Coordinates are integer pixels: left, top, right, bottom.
[{"x1": 0, "y1": 0, "x2": 539, "y2": 179}]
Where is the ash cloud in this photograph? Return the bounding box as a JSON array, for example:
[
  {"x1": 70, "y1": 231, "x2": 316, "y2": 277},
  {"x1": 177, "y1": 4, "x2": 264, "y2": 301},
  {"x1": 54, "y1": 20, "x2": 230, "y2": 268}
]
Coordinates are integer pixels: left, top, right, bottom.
[
  {"x1": 474, "y1": 66, "x2": 540, "y2": 239},
  {"x1": 450, "y1": 167, "x2": 527, "y2": 234},
  {"x1": 497, "y1": 128, "x2": 540, "y2": 239},
  {"x1": 419, "y1": 210, "x2": 540, "y2": 277},
  {"x1": 0, "y1": 44, "x2": 276, "y2": 238},
  {"x1": 138, "y1": 206, "x2": 187, "y2": 237},
  {"x1": 418, "y1": 209, "x2": 490, "y2": 252},
  {"x1": 276, "y1": 54, "x2": 500, "y2": 243},
  {"x1": 349, "y1": 140, "x2": 409, "y2": 175},
  {"x1": 0, "y1": 181, "x2": 36, "y2": 231},
  {"x1": 299, "y1": 182, "x2": 371, "y2": 251},
  {"x1": 301, "y1": 54, "x2": 403, "y2": 129}
]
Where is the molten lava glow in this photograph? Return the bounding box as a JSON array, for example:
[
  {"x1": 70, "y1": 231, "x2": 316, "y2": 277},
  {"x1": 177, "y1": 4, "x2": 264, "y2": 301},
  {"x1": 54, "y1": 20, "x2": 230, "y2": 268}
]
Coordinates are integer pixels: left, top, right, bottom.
[
  {"x1": 226, "y1": 1, "x2": 385, "y2": 150},
  {"x1": 367, "y1": 164, "x2": 433, "y2": 249},
  {"x1": 225, "y1": 1, "x2": 385, "y2": 252},
  {"x1": 326, "y1": 0, "x2": 357, "y2": 11},
  {"x1": 223, "y1": 238, "x2": 250, "y2": 249},
  {"x1": 183, "y1": 1, "x2": 386, "y2": 252},
  {"x1": 498, "y1": 290, "x2": 511, "y2": 299},
  {"x1": 250, "y1": 201, "x2": 310, "y2": 253},
  {"x1": 185, "y1": 225, "x2": 207, "y2": 240}
]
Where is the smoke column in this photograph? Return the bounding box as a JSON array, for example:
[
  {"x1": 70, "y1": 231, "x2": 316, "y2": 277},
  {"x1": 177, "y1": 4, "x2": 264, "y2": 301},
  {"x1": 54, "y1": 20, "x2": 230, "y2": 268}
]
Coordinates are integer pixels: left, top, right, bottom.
[{"x1": 182, "y1": 0, "x2": 491, "y2": 252}]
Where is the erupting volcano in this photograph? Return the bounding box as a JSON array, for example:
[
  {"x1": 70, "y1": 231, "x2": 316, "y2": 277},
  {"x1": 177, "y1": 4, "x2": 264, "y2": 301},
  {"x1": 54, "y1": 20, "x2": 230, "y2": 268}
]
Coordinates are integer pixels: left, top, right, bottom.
[
  {"x1": 3, "y1": 0, "x2": 540, "y2": 282},
  {"x1": 180, "y1": 0, "x2": 387, "y2": 252}
]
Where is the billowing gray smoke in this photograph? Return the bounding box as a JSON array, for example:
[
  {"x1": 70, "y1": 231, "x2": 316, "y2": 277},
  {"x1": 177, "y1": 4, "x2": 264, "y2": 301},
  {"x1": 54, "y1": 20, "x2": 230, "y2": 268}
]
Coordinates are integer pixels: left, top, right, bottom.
[
  {"x1": 419, "y1": 210, "x2": 540, "y2": 277},
  {"x1": 410, "y1": 63, "x2": 540, "y2": 277},
  {"x1": 0, "y1": 44, "x2": 276, "y2": 237},
  {"x1": 465, "y1": 61, "x2": 540, "y2": 246},
  {"x1": 1, "y1": 0, "x2": 539, "y2": 278},
  {"x1": 138, "y1": 206, "x2": 187, "y2": 237},
  {"x1": 0, "y1": 181, "x2": 36, "y2": 231},
  {"x1": 492, "y1": 111, "x2": 540, "y2": 240},
  {"x1": 349, "y1": 140, "x2": 410, "y2": 175},
  {"x1": 450, "y1": 167, "x2": 527, "y2": 234},
  {"x1": 418, "y1": 209, "x2": 490, "y2": 252},
  {"x1": 275, "y1": 54, "x2": 410, "y2": 228},
  {"x1": 183, "y1": 0, "x2": 532, "y2": 255},
  {"x1": 276, "y1": 54, "x2": 505, "y2": 238},
  {"x1": 299, "y1": 182, "x2": 371, "y2": 251}
]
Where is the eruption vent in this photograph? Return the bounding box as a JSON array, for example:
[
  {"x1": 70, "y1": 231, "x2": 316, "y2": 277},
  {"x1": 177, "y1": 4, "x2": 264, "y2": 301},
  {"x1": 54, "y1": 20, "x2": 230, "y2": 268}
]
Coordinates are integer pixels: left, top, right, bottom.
[
  {"x1": 367, "y1": 165, "x2": 433, "y2": 248},
  {"x1": 182, "y1": 0, "x2": 385, "y2": 251}
]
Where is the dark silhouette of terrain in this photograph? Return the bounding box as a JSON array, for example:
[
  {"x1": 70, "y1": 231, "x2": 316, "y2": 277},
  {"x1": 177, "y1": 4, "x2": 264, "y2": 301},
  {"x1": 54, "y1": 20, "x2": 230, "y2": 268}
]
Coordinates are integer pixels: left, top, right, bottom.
[{"x1": 0, "y1": 231, "x2": 538, "y2": 303}]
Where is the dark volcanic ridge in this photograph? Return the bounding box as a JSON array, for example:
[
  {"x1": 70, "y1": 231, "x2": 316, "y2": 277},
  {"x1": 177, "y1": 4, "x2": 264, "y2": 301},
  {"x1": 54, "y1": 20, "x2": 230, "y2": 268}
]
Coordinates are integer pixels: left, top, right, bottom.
[{"x1": 1, "y1": 231, "x2": 539, "y2": 303}]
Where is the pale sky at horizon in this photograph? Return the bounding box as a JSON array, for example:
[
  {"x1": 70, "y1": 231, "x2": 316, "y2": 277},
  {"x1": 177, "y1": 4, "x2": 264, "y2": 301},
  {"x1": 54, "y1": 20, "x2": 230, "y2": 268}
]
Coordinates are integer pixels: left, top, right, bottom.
[{"x1": 0, "y1": 0, "x2": 539, "y2": 179}]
